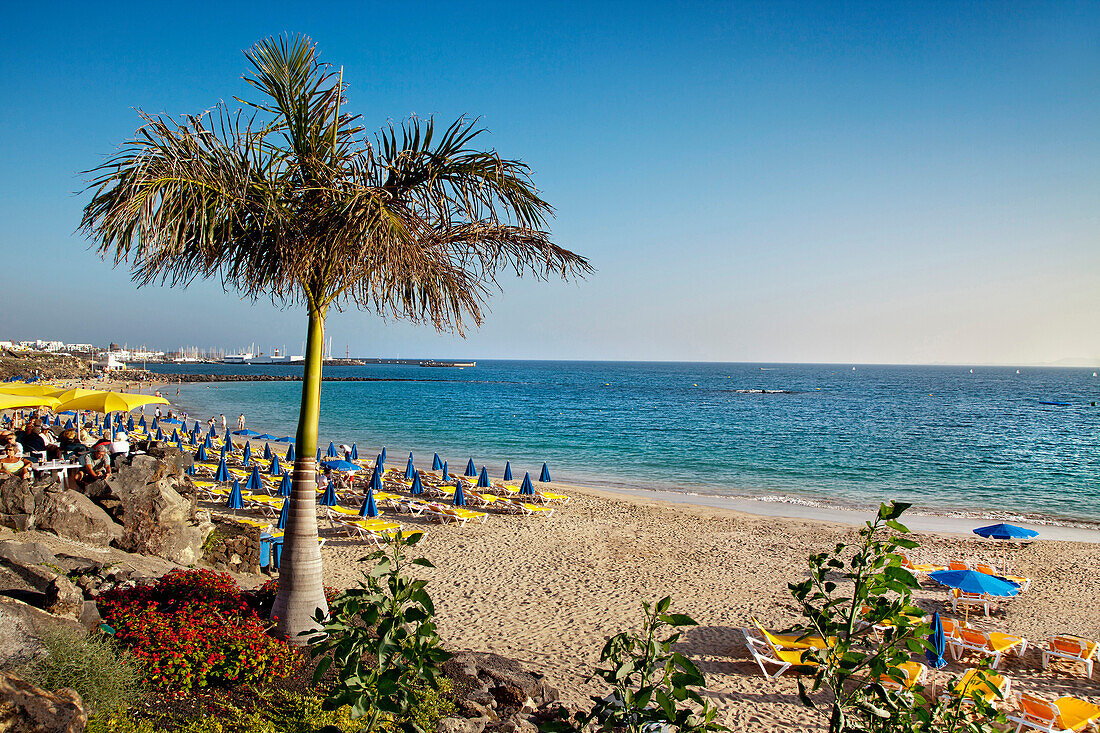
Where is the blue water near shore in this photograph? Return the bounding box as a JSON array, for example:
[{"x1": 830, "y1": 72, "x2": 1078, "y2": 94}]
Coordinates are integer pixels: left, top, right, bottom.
[{"x1": 149, "y1": 361, "x2": 1100, "y2": 524}]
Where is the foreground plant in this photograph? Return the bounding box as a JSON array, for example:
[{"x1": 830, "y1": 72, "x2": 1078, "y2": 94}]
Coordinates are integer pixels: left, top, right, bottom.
[
  {"x1": 81, "y1": 34, "x2": 592, "y2": 641},
  {"x1": 308, "y1": 531, "x2": 451, "y2": 733},
  {"x1": 545, "y1": 596, "x2": 724, "y2": 733},
  {"x1": 789, "y1": 501, "x2": 1006, "y2": 732}
]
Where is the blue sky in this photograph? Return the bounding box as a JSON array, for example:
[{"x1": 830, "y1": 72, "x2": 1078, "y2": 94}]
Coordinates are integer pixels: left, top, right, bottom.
[{"x1": 1, "y1": 1, "x2": 1096, "y2": 364}]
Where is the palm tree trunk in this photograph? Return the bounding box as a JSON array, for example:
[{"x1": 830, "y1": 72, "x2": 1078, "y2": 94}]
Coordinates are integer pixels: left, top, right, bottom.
[{"x1": 271, "y1": 302, "x2": 329, "y2": 642}]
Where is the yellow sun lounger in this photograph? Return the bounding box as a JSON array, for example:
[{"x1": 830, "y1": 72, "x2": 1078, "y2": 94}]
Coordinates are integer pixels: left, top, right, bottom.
[
  {"x1": 952, "y1": 628, "x2": 1028, "y2": 669},
  {"x1": 879, "y1": 660, "x2": 927, "y2": 691},
  {"x1": 750, "y1": 617, "x2": 832, "y2": 651},
  {"x1": 1008, "y1": 693, "x2": 1100, "y2": 733},
  {"x1": 741, "y1": 628, "x2": 819, "y2": 681},
  {"x1": 1043, "y1": 635, "x2": 1098, "y2": 678},
  {"x1": 945, "y1": 668, "x2": 1010, "y2": 705}
]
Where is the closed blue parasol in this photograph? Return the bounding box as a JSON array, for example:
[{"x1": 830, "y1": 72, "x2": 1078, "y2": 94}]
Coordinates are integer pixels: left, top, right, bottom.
[
  {"x1": 155, "y1": 427, "x2": 165, "y2": 441},
  {"x1": 520, "y1": 472, "x2": 535, "y2": 495},
  {"x1": 441, "y1": 461, "x2": 449, "y2": 481},
  {"x1": 453, "y1": 480, "x2": 466, "y2": 506},
  {"x1": 64, "y1": 418, "x2": 74, "y2": 430},
  {"x1": 138, "y1": 415, "x2": 147, "y2": 429},
  {"x1": 277, "y1": 473, "x2": 292, "y2": 497},
  {"x1": 432, "y1": 453, "x2": 443, "y2": 470},
  {"x1": 226, "y1": 480, "x2": 244, "y2": 509},
  {"x1": 318, "y1": 481, "x2": 339, "y2": 507},
  {"x1": 410, "y1": 472, "x2": 424, "y2": 495},
  {"x1": 246, "y1": 466, "x2": 264, "y2": 493},
  {"x1": 327, "y1": 442, "x2": 338, "y2": 458},
  {"x1": 350, "y1": 443, "x2": 359, "y2": 460},
  {"x1": 243, "y1": 441, "x2": 252, "y2": 464},
  {"x1": 316, "y1": 447, "x2": 322, "y2": 462},
  {"x1": 127, "y1": 416, "x2": 134, "y2": 431},
  {"x1": 214, "y1": 458, "x2": 230, "y2": 482},
  {"x1": 171, "y1": 429, "x2": 180, "y2": 443},
  {"x1": 380, "y1": 447, "x2": 387, "y2": 463},
  {"x1": 204, "y1": 434, "x2": 213, "y2": 449},
  {"x1": 539, "y1": 463, "x2": 551, "y2": 482},
  {"x1": 369, "y1": 465, "x2": 384, "y2": 493},
  {"x1": 263, "y1": 443, "x2": 272, "y2": 460},
  {"x1": 973, "y1": 523, "x2": 1038, "y2": 540},
  {"x1": 277, "y1": 498, "x2": 290, "y2": 530},
  {"x1": 375, "y1": 453, "x2": 385, "y2": 473},
  {"x1": 503, "y1": 461, "x2": 513, "y2": 482},
  {"x1": 185, "y1": 464, "x2": 196, "y2": 476},
  {"x1": 405, "y1": 454, "x2": 416, "y2": 480},
  {"x1": 360, "y1": 488, "x2": 379, "y2": 518},
  {"x1": 209, "y1": 425, "x2": 217, "y2": 438},
  {"x1": 196, "y1": 444, "x2": 208, "y2": 462},
  {"x1": 269, "y1": 454, "x2": 281, "y2": 475},
  {"x1": 926, "y1": 612, "x2": 947, "y2": 668},
  {"x1": 464, "y1": 458, "x2": 476, "y2": 477},
  {"x1": 286, "y1": 443, "x2": 295, "y2": 461},
  {"x1": 477, "y1": 467, "x2": 490, "y2": 488}
]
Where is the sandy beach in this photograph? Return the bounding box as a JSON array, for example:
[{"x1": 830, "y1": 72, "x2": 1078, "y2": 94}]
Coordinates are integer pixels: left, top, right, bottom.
[{"x1": 313, "y1": 478, "x2": 1100, "y2": 731}]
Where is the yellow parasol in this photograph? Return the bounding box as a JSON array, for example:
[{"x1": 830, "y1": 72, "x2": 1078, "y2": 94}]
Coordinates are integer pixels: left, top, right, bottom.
[
  {"x1": 52, "y1": 388, "x2": 109, "y2": 404},
  {"x1": 55, "y1": 392, "x2": 169, "y2": 414},
  {"x1": 0, "y1": 394, "x2": 62, "y2": 410},
  {"x1": 0, "y1": 384, "x2": 66, "y2": 397}
]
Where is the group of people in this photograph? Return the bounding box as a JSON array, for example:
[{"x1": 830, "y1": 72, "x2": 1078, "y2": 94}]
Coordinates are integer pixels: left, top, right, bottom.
[{"x1": 0, "y1": 414, "x2": 120, "y2": 488}]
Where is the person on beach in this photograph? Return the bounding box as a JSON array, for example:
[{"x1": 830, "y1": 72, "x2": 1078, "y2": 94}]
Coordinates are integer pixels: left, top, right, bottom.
[
  {"x1": 220, "y1": 414, "x2": 226, "y2": 432},
  {"x1": 58, "y1": 429, "x2": 85, "y2": 460},
  {"x1": 208, "y1": 416, "x2": 216, "y2": 431},
  {"x1": 0, "y1": 444, "x2": 32, "y2": 479},
  {"x1": 237, "y1": 414, "x2": 245, "y2": 431},
  {"x1": 16, "y1": 423, "x2": 49, "y2": 461},
  {"x1": 317, "y1": 467, "x2": 330, "y2": 493},
  {"x1": 74, "y1": 444, "x2": 111, "y2": 488},
  {"x1": 154, "y1": 406, "x2": 162, "y2": 420},
  {"x1": 0, "y1": 431, "x2": 23, "y2": 457}
]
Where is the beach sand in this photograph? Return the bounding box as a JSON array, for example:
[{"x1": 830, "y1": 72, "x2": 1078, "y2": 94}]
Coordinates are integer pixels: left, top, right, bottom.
[{"x1": 318, "y1": 478, "x2": 1100, "y2": 731}]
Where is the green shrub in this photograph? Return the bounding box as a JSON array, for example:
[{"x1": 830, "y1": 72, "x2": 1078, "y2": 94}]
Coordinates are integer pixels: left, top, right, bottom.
[
  {"x1": 18, "y1": 625, "x2": 143, "y2": 714},
  {"x1": 87, "y1": 690, "x2": 359, "y2": 733}
]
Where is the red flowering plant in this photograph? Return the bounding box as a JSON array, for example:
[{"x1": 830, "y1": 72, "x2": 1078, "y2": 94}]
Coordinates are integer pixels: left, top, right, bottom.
[{"x1": 97, "y1": 569, "x2": 297, "y2": 694}]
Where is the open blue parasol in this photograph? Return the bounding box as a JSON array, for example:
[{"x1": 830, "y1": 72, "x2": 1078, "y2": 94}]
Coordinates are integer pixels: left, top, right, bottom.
[
  {"x1": 928, "y1": 570, "x2": 1020, "y2": 596},
  {"x1": 226, "y1": 480, "x2": 244, "y2": 509},
  {"x1": 232, "y1": 429, "x2": 258, "y2": 436},
  {"x1": 410, "y1": 472, "x2": 424, "y2": 495},
  {"x1": 503, "y1": 461, "x2": 513, "y2": 482},
  {"x1": 405, "y1": 454, "x2": 416, "y2": 480},
  {"x1": 432, "y1": 453, "x2": 443, "y2": 470},
  {"x1": 214, "y1": 458, "x2": 230, "y2": 482},
  {"x1": 973, "y1": 523, "x2": 1038, "y2": 540},
  {"x1": 277, "y1": 498, "x2": 290, "y2": 530},
  {"x1": 540, "y1": 463, "x2": 551, "y2": 482},
  {"x1": 520, "y1": 472, "x2": 535, "y2": 495},
  {"x1": 274, "y1": 435, "x2": 292, "y2": 442},
  {"x1": 477, "y1": 467, "x2": 490, "y2": 488},
  {"x1": 323, "y1": 459, "x2": 359, "y2": 472}
]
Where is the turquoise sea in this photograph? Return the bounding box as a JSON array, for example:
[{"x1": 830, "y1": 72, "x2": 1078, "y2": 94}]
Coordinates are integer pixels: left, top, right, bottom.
[{"x1": 150, "y1": 362, "x2": 1100, "y2": 525}]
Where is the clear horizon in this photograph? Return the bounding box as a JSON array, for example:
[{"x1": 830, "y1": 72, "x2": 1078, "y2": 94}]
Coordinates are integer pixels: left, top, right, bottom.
[{"x1": 1, "y1": 2, "x2": 1097, "y2": 365}]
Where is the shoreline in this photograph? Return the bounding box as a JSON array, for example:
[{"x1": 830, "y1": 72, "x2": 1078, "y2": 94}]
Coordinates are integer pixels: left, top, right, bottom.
[{"x1": 43, "y1": 375, "x2": 1100, "y2": 537}]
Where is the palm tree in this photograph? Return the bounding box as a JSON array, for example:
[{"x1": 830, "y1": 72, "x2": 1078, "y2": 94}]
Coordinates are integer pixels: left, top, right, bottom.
[{"x1": 81, "y1": 35, "x2": 591, "y2": 642}]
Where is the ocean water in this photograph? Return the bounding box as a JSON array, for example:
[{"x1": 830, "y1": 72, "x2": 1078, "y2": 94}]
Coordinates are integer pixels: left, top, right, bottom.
[{"x1": 149, "y1": 362, "x2": 1100, "y2": 524}]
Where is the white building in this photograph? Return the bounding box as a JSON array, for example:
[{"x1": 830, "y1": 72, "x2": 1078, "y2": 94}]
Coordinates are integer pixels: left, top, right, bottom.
[{"x1": 64, "y1": 343, "x2": 95, "y2": 353}]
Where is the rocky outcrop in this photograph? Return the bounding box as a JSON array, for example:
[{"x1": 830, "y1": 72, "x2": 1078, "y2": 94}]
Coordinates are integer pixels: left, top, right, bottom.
[
  {"x1": 0, "y1": 671, "x2": 87, "y2": 733},
  {"x1": 0, "y1": 598, "x2": 87, "y2": 669},
  {"x1": 441, "y1": 651, "x2": 565, "y2": 733},
  {"x1": 35, "y1": 491, "x2": 121, "y2": 548},
  {"x1": 106, "y1": 455, "x2": 210, "y2": 565}
]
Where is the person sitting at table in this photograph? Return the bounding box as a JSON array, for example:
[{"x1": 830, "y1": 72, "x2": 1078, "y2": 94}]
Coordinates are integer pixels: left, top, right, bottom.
[
  {"x1": 74, "y1": 444, "x2": 112, "y2": 488},
  {"x1": 0, "y1": 431, "x2": 22, "y2": 457},
  {"x1": 79, "y1": 425, "x2": 97, "y2": 447},
  {"x1": 110, "y1": 430, "x2": 130, "y2": 459},
  {"x1": 0, "y1": 444, "x2": 32, "y2": 479},
  {"x1": 58, "y1": 429, "x2": 86, "y2": 460},
  {"x1": 16, "y1": 423, "x2": 49, "y2": 461}
]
